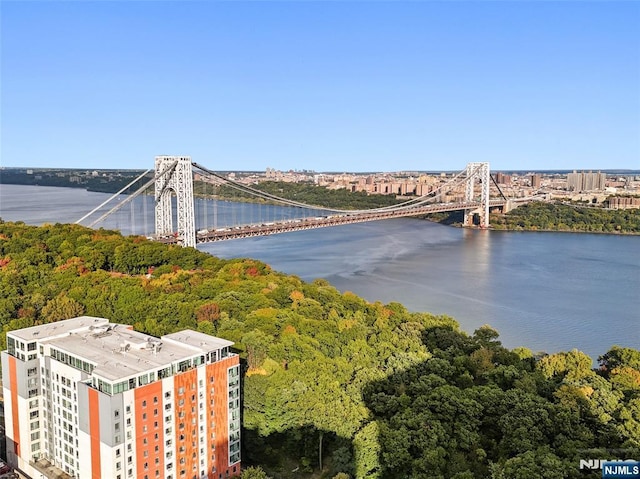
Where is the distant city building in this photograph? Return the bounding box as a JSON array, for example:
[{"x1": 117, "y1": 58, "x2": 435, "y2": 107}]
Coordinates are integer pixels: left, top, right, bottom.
[
  {"x1": 495, "y1": 172, "x2": 511, "y2": 185},
  {"x1": 531, "y1": 174, "x2": 541, "y2": 188},
  {"x1": 566, "y1": 171, "x2": 607, "y2": 192},
  {"x1": 607, "y1": 196, "x2": 640, "y2": 209},
  {"x1": 1, "y1": 316, "x2": 241, "y2": 479}
]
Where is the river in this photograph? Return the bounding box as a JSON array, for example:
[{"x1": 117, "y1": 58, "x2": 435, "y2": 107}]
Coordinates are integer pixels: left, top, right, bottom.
[{"x1": 0, "y1": 184, "x2": 638, "y2": 362}]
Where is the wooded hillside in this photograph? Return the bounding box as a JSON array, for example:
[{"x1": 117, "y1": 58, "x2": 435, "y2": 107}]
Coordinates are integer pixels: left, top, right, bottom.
[{"x1": 0, "y1": 220, "x2": 638, "y2": 479}]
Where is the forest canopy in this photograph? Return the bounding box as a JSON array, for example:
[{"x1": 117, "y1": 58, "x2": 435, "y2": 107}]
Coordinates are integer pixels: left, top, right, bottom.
[{"x1": 0, "y1": 220, "x2": 638, "y2": 479}]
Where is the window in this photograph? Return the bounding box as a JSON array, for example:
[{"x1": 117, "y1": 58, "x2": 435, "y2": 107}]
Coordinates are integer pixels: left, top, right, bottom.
[{"x1": 7, "y1": 337, "x2": 16, "y2": 356}]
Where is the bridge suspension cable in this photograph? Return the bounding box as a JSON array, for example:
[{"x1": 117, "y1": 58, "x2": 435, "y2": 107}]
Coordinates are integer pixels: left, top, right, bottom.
[
  {"x1": 75, "y1": 169, "x2": 151, "y2": 225},
  {"x1": 75, "y1": 163, "x2": 177, "y2": 229},
  {"x1": 86, "y1": 176, "x2": 155, "y2": 228},
  {"x1": 192, "y1": 161, "x2": 481, "y2": 216}
]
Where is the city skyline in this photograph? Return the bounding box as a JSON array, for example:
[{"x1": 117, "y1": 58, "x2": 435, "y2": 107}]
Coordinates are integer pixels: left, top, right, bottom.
[{"x1": 2, "y1": 1, "x2": 639, "y2": 172}]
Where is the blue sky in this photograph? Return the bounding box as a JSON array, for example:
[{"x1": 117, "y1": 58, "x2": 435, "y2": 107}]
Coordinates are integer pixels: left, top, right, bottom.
[{"x1": 1, "y1": 1, "x2": 639, "y2": 172}]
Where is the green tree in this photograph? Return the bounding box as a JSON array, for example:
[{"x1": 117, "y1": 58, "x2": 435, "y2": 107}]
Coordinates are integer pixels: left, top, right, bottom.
[
  {"x1": 41, "y1": 293, "x2": 85, "y2": 323},
  {"x1": 240, "y1": 466, "x2": 272, "y2": 479}
]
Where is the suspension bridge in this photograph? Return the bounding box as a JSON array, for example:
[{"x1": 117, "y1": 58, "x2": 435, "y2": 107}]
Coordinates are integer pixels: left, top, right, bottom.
[{"x1": 76, "y1": 156, "x2": 542, "y2": 248}]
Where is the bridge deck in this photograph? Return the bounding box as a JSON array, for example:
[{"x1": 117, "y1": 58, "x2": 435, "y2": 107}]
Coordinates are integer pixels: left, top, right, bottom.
[{"x1": 154, "y1": 199, "x2": 508, "y2": 245}]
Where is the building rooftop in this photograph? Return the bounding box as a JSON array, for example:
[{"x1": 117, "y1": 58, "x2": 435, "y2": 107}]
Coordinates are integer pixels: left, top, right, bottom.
[
  {"x1": 8, "y1": 316, "x2": 109, "y2": 342},
  {"x1": 8, "y1": 316, "x2": 234, "y2": 382},
  {"x1": 163, "y1": 329, "x2": 233, "y2": 352}
]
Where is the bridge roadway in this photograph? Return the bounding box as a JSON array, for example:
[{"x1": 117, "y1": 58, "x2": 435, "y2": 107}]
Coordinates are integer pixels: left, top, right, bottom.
[{"x1": 154, "y1": 199, "x2": 509, "y2": 245}]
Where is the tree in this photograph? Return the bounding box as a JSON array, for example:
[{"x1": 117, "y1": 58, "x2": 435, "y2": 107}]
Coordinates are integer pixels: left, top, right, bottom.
[
  {"x1": 41, "y1": 293, "x2": 85, "y2": 323},
  {"x1": 500, "y1": 447, "x2": 570, "y2": 479},
  {"x1": 537, "y1": 349, "x2": 593, "y2": 381},
  {"x1": 473, "y1": 325, "x2": 502, "y2": 350},
  {"x1": 242, "y1": 330, "x2": 272, "y2": 371},
  {"x1": 353, "y1": 421, "x2": 382, "y2": 479},
  {"x1": 599, "y1": 346, "x2": 640, "y2": 372},
  {"x1": 240, "y1": 466, "x2": 272, "y2": 479},
  {"x1": 196, "y1": 302, "x2": 221, "y2": 323}
]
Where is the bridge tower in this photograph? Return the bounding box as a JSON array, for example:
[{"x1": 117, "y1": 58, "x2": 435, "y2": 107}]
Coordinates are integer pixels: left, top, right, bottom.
[
  {"x1": 155, "y1": 156, "x2": 196, "y2": 248},
  {"x1": 463, "y1": 162, "x2": 490, "y2": 228}
]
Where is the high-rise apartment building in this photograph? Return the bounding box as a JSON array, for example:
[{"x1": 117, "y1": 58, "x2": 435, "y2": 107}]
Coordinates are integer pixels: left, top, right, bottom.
[
  {"x1": 1, "y1": 316, "x2": 241, "y2": 479},
  {"x1": 566, "y1": 171, "x2": 607, "y2": 192},
  {"x1": 530, "y1": 174, "x2": 541, "y2": 188},
  {"x1": 495, "y1": 172, "x2": 512, "y2": 185}
]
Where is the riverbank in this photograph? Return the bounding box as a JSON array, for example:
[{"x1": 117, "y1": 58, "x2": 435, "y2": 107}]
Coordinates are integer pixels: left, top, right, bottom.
[{"x1": 425, "y1": 201, "x2": 640, "y2": 235}]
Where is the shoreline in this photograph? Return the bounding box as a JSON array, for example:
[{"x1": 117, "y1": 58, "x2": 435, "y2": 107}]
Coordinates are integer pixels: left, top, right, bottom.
[{"x1": 423, "y1": 217, "x2": 640, "y2": 236}]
